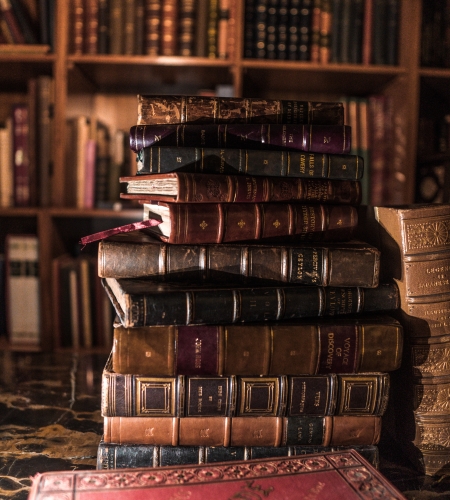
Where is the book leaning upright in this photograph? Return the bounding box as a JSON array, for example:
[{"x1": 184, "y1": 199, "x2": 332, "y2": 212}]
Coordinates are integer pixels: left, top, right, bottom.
[{"x1": 357, "y1": 204, "x2": 450, "y2": 476}]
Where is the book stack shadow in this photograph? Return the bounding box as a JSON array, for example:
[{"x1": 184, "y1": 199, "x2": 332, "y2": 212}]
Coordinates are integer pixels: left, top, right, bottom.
[{"x1": 80, "y1": 95, "x2": 404, "y2": 471}]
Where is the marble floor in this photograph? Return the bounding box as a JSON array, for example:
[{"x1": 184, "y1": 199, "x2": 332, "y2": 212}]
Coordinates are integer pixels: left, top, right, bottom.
[{"x1": 1, "y1": 350, "x2": 450, "y2": 500}]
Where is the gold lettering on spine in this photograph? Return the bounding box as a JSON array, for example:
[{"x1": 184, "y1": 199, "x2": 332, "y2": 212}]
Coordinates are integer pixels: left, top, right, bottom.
[
  {"x1": 195, "y1": 338, "x2": 202, "y2": 369},
  {"x1": 326, "y1": 332, "x2": 335, "y2": 370},
  {"x1": 297, "y1": 252, "x2": 304, "y2": 281}
]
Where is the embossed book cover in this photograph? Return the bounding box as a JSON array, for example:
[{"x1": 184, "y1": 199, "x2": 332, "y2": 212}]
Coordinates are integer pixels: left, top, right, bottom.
[{"x1": 28, "y1": 450, "x2": 406, "y2": 499}]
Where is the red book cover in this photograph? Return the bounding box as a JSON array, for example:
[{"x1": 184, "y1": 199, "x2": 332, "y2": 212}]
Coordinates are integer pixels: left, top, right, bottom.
[{"x1": 28, "y1": 449, "x2": 406, "y2": 499}]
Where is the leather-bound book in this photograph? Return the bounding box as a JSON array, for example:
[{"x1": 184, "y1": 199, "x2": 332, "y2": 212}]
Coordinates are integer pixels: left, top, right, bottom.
[
  {"x1": 97, "y1": 238, "x2": 380, "y2": 286},
  {"x1": 161, "y1": 0, "x2": 177, "y2": 55},
  {"x1": 136, "y1": 95, "x2": 345, "y2": 125},
  {"x1": 135, "y1": 147, "x2": 364, "y2": 181},
  {"x1": 30, "y1": 449, "x2": 407, "y2": 499},
  {"x1": 102, "y1": 362, "x2": 390, "y2": 416},
  {"x1": 357, "y1": 204, "x2": 450, "y2": 339},
  {"x1": 109, "y1": 316, "x2": 402, "y2": 375},
  {"x1": 81, "y1": 202, "x2": 358, "y2": 245},
  {"x1": 102, "y1": 415, "x2": 382, "y2": 446},
  {"x1": 101, "y1": 276, "x2": 399, "y2": 327},
  {"x1": 119, "y1": 173, "x2": 362, "y2": 205},
  {"x1": 129, "y1": 123, "x2": 351, "y2": 154},
  {"x1": 179, "y1": 0, "x2": 196, "y2": 56},
  {"x1": 83, "y1": 0, "x2": 99, "y2": 54},
  {"x1": 298, "y1": 0, "x2": 312, "y2": 60},
  {"x1": 97, "y1": 441, "x2": 380, "y2": 469},
  {"x1": 144, "y1": 0, "x2": 160, "y2": 56}
]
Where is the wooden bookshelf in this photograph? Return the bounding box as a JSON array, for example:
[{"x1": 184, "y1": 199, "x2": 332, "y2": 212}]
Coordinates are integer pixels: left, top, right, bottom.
[{"x1": 0, "y1": 0, "x2": 442, "y2": 351}]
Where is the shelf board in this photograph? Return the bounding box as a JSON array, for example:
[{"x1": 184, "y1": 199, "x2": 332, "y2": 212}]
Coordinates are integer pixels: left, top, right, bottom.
[
  {"x1": 47, "y1": 207, "x2": 142, "y2": 218},
  {"x1": 67, "y1": 55, "x2": 234, "y2": 94},
  {"x1": 420, "y1": 67, "x2": 450, "y2": 78},
  {"x1": 241, "y1": 62, "x2": 407, "y2": 97}
]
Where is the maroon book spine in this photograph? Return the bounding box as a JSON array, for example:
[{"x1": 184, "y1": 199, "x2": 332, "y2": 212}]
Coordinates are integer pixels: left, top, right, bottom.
[
  {"x1": 146, "y1": 202, "x2": 357, "y2": 244},
  {"x1": 12, "y1": 104, "x2": 30, "y2": 207},
  {"x1": 130, "y1": 124, "x2": 352, "y2": 154},
  {"x1": 120, "y1": 173, "x2": 362, "y2": 205}
]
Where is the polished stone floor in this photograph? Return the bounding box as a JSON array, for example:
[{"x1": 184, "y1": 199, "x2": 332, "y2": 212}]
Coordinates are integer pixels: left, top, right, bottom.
[{"x1": 1, "y1": 350, "x2": 450, "y2": 500}]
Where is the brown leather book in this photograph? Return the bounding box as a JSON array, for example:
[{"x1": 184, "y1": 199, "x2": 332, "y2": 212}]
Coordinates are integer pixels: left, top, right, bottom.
[
  {"x1": 101, "y1": 364, "x2": 391, "y2": 417},
  {"x1": 109, "y1": 316, "x2": 402, "y2": 375},
  {"x1": 102, "y1": 415, "x2": 382, "y2": 446},
  {"x1": 160, "y1": 0, "x2": 177, "y2": 55},
  {"x1": 144, "y1": 0, "x2": 160, "y2": 55},
  {"x1": 357, "y1": 204, "x2": 450, "y2": 338},
  {"x1": 119, "y1": 173, "x2": 362, "y2": 205},
  {"x1": 97, "y1": 237, "x2": 381, "y2": 287},
  {"x1": 83, "y1": 0, "x2": 99, "y2": 54},
  {"x1": 136, "y1": 95, "x2": 345, "y2": 125}
]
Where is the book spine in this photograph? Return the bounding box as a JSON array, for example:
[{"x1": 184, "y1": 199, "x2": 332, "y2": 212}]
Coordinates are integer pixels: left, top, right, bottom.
[
  {"x1": 265, "y1": 0, "x2": 276, "y2": 59},
  {"x1": 97, "y1": 441, "x2": 380, "y2": 469},
  {"x1": 134, "y1": 0, "x2": 145, "y2": 54},
  {"x1": 136, "y1": 95, "x2": 345, "y2": 125},
  {"x1": 298, "y1": 0, "x2": 312, "y2": 60},
  {"x1": 122, "y1": 174, "x2": 362, "y2": 205},
  {"x1": 217, "y1": 0, "x2": 229, "y2": 58},
  {"x1": 287, "y1": 0, "x2": 301, "y2": 60},
  {"x1": 310, "y1": 0, "x2": 321, "y2": 62},
  {"x1": 130, "y1": 124, "x2": 351, "y2": 154},
  {"x1": 161, "y1": 0, "x2": 177, "y2": 55},
  {"x1": 348, "y1": 0, "x2": 364, "y2": 63},
  {"x1": 276, "y1": 0, "x2": 289, "y2": 60},
  {"x1": 110, "y1": 316, "x2": 401, "y2": 376},
  {"x1": 362, "y1": 0, "x2": 373, "y2": 64},
  {"x1": 253, "y1": 0, "x2": 268, "y2": 58},
  {"x1": 319, "y1": 0, "x2": 332, "y2": 63},
  {"x1": 136, "y1": 147, "x2": 363, "y2": 180},
  {"x1": 101, "y1": 372, "x2": 389, "y2": 418},
  {"x1": 179, "y1": 0, "x2": 196, "y2": 56},
  {"x1": 0, "y1": 0, "x2": 25, "y2": 43},
  {"x1": 144, "y1": 202, "x2": 357, "y2": 244},
  {"x1": 109, "y1": 0, "x2": 123, "y2": 54},
  {"x1": 12, "y1": 104, "x2": 30, "y2": 207},
  {"x1": 97, "y1": 0, "x2": 109, "y2": 53},
  {"x1": 207, "y1": 0, "x2": 219, "y2": 57},
  {"x1": 102, "y1": 415, "x2": 382, "y2": 446},
  {"x1": 97, "y1": 240, "x2": 380, "y2": 287},
  {"x1": 144, "y1": 0, "x2": 160, "y2": 55},
  {"x1": 123, "y1": 0, "x2": 136, "y2": 55},
  {"x1": 84, "y1": 0, "x2": 99, "y2": 54},
  {"x1": 5, "y1": 234, "x2": 40, "y2": 346}
]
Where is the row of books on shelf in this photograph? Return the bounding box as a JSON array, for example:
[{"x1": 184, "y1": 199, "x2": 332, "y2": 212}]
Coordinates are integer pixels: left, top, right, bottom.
[
  {"x1": 421, "y1": 0, "x2": 450, "y2": 68},
  {"x1": 244, "y1": 0, "x2": 399, "y2": 64},
  {"x1": 67, "y1": 93, "x2": 449, "y2": 481},
  {"x1": 0, "y1": 0, "x2": 54, "y2": 50},
  {"x1": 69, "y1": 0, "x2": 236, "y2": 59}
]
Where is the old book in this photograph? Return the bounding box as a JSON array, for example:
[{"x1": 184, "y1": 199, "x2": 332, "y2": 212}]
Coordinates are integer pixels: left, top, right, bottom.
[
  {"x1": 102, "y1": 415, "x2": 382, "y2": 446},
  {"x1": 81, "y1": 202, "x2": 358, "y2": 245},
  {"x1": 144, "y1": 0, "x2": 160, "y2": 55},
  {"x1": 97, "y1": 441, "x2": 380, "y2": 469},
  {"x1": 30, "y1": 449, "x2": 406, "y2": 499},
  {"x1": 12, "y1": 103, "x2": 31, "y2": 207},
  {"x1": 357, "y1": 204, "x2": 450, "y2": 338},
  {"x1": 102, "y1": 368, "x2": 391, "y2": 417},
  {"x1": 102, "y1": 270, "x2": 399, "y2": 326},
  {"x1": 179, "y1": 0, "x2": 196, "y2": 56},
  {"x1": 136, "y1": 146, "x2": 364, "y2": 181},
  {"x1": 207, "y1": 0, "x2": 218, "y2": 57},
  {"x1": 136, "y1": 95, "x2": 345, "y2": 125},
  {"x1": 144, "y1": 201, "x2": 357, "y2": 243},
  {"x1": 109, "y1": 316, "x2": 402, "y2": 375},
  {"x1": 5, "y1": 234, "x2": 40, "y2": 347},
  {"x1": 97, "y1": 238, "x2": 381, "y2": 287},
  {"x1": 119, "y1": 173, "x2": 362, "y2": 205},
  {"x1": 84, "y1": 0, "x2": 99, "y2": 54},
  {"x1": 160, "y1": 0, "x2": 177, "y2": 55},
  {"x1": 129, "y1": 123, "x2": 351, "y2": 154}
]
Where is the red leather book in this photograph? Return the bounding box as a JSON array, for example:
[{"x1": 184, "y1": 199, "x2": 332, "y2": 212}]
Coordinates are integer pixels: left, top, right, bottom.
[
  {"x1": 119, "y1": 173, "x2": 362, "y2": 205},
  {"x1": 28, "y1": 449, "x2": 407, "y2": 499},
  {"x1": 129, "y1": 124, "x2": 352, "y2": 154},
  {"x1": 80, "y1": 202, "x2": 357, "y2": 245}
]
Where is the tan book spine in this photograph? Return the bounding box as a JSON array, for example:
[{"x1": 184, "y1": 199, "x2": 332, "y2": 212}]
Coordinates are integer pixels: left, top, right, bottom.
[
  {"x1": 109, "y1": 319, "x2": 402, "y2": 376},
  {"x1": 161, "y1": 0, "x2": 178, "y2": 55},
  {"x1": 102, "y1": 415, "x2": 381, "y2": 446}
]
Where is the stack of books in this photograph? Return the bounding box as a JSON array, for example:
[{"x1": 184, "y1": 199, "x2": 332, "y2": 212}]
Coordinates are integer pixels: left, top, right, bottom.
[{"x1": 80, "y1": 94, "x2": 404, "y2": 471}]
